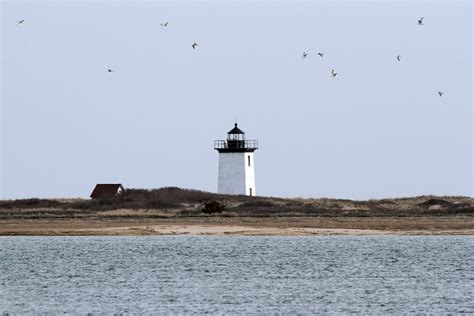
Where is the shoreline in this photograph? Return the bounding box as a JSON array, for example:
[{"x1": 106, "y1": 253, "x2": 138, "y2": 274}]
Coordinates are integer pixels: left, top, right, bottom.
[{"x1": 1, "y1": 216, "x2": 473, "y2": 236}]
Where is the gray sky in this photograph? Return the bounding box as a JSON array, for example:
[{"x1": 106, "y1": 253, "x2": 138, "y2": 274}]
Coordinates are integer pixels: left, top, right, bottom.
[{"x1": 1, "y1": 0, "x2": 472, "y2": 200}]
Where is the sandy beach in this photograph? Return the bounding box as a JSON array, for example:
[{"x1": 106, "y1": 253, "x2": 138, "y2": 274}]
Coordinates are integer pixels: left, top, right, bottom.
[{"x1": 1, "y1": 216, "x2": 473, "y2": 236}]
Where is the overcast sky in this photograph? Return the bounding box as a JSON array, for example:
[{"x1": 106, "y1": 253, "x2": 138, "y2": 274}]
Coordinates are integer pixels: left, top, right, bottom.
[{"x1": 1, "y1": 0, "x2": 472, "y2": 200}]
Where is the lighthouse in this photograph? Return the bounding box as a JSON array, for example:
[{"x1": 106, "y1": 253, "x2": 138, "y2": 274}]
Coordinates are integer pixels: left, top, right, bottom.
[{"x1": 214, "y1": 123, "x2": 258, "y2": 196}]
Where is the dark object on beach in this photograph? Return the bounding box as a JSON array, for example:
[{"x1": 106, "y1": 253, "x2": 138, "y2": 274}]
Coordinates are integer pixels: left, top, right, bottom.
[
  {"x1": 202, "y1": 201, "x2": 225, "y2": 214},
  {"x1": 90, "y1": 184, "x2": 125, "y2": 199}
]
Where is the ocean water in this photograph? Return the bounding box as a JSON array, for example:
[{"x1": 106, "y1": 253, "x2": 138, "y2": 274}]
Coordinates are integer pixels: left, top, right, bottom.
[{"x1": 0, "y1": 236, "x2": 473, "y2": 314}]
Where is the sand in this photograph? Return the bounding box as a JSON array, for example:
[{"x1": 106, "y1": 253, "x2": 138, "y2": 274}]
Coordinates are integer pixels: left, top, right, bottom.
[{"x1": 1, "y1": 216, "x2": 473, "y2": 236}]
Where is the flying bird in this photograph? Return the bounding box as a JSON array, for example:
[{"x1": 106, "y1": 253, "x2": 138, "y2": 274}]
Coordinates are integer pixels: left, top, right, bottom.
[
  {"x1": 438, "y1": 91, "x2": 443, "y2": 97},
  {"x1": 302, "y1": 52, "x2": 308, "y2": 59},
  {"x1": 318, "y1": 52, "x2": 324, "y2": 58},
  {"x1": 107, "y1": 69, "x2": 113, "y2": 73},
  {"x1": 331, "y1": 69, "x2": 337, "y2": 77},
  {"x1": 17, "y1": 20, "x2": 24, "y2": 26},
  {"x1": 161, "y1": 22, "x2": 168, "y2": 29},
  {"x1": 192, "y1": 42, "x2": 198, "y2": 49},
  {"x1": 396, "y1": 55, "x2": 401, "y2": 61},
  {"x1": 418, "y1": 17, "x2": 424, "y2": 25}
]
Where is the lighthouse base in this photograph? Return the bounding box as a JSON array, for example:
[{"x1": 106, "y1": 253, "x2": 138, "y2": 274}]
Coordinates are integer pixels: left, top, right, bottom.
[{"x1": 217, "y1": 152, "x2": 256, "y2": 196}]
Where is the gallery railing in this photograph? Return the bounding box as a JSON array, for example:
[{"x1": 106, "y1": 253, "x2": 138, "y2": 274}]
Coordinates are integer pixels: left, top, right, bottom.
[{"x1": 214, "y1": 140, "x2": 258, "y2": 150}]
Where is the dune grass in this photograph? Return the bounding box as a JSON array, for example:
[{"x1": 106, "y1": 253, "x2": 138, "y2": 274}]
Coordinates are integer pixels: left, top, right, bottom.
[{"x1": 0, "y1": 187, "x2": 472, "y2": 220}]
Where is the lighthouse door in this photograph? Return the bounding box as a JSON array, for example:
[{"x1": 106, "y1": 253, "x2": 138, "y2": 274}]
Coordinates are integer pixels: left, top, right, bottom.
[{"x1": 249, "y1": 188, "x2": 253, "y2": 196}]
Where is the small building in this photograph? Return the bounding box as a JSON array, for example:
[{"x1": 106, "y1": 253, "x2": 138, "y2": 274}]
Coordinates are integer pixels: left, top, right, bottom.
[
  {"x1": 90, "y1": 184, "x2": 124, "y2": 199},
  {"x1": 214, "y1": 123, "x2": 258, "y2": 196}
]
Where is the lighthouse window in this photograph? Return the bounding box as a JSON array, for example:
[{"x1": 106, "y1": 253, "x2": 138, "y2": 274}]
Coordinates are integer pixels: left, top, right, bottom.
[{"x1": 248, "y1": 155, "x2": 251, "y2": 167}]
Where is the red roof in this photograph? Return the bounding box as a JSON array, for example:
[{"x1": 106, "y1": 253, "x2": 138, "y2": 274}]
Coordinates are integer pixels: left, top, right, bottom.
[{"x1": 90, "y1": 184, "x2": 124, "y2": 199}]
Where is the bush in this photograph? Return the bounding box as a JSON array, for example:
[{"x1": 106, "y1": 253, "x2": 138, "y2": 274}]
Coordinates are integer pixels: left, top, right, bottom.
[
  {"x1": 202, "y1": 201, "x2": 225, "y2": 214},
  {"x1": 0, "y1": 198, "x2": 61, "y2": 209},
  {"x1": 419, "y1": 199, "x2": 453, "y2": 207}
]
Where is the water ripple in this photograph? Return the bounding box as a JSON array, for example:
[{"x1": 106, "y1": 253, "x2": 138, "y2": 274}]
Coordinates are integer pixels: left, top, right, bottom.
[{"x1": 0, "y1": 236, "x2": 472, "y2": 314}]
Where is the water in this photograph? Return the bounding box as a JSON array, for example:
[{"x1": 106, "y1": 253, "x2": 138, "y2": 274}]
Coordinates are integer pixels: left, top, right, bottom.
[{"x1": 0, "y1": 236, "x2": 473, "y2": 314}]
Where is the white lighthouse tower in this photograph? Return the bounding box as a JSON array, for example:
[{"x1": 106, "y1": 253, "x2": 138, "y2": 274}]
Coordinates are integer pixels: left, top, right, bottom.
[{"x1": 214, "y1": 123, "x2": 258, "y2": 196}]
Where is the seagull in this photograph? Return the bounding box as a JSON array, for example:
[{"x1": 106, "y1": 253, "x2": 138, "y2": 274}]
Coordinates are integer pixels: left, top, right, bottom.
[
  {"x1": 107, "y1": 69, "x2": 113, "y2": 73},
  {"x1": 418, "y1": 17, "x2": 424, "y2": 25},
  {"x1": 396, "y1": 55, "x2": 401, "y2": 61},
  {"x1": 302, "y1": 52, "x2": 308, "y2": 59},
  {"x1": 192, "y1": 42, "x2": 198, "y2": 49},
  {"x1": 331, "y1": 69, "x2": 337, "y2": 77},
  {"x1": 318, "y1": 52, "x2": 324, "y2": 58},
  {"x1": 17, "y1": 20, "x2": 24, "y2": 26},
  {"x1": 438, "y1": 91, "x2": 443, "y2": 97},
  {"x1": 161, "y1": 22, "x2": 168, "y2": 29}
]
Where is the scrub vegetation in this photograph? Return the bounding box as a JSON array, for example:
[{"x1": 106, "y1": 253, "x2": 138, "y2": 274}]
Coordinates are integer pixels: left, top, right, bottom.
[{"x1": 0, "y1": 187, "x2": 473, "y2": 220}]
